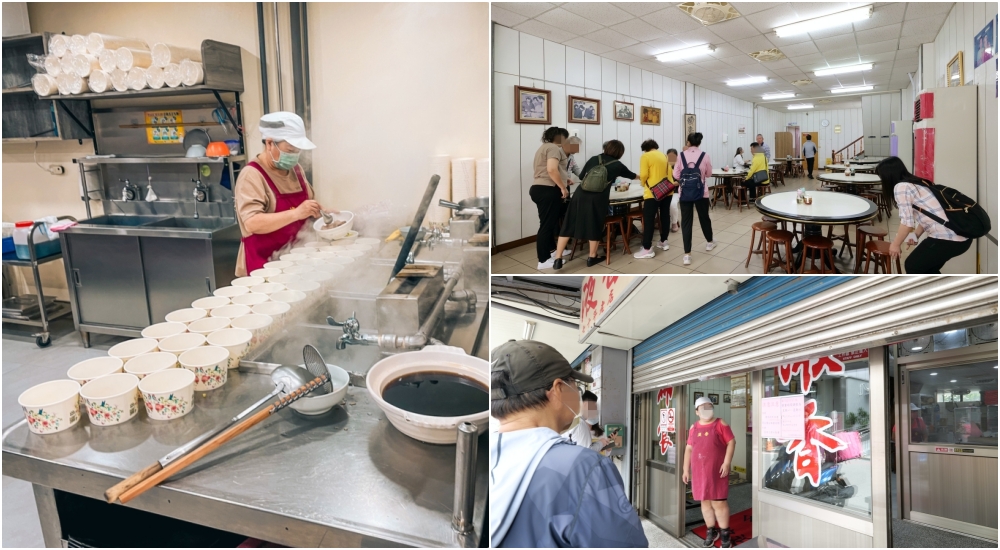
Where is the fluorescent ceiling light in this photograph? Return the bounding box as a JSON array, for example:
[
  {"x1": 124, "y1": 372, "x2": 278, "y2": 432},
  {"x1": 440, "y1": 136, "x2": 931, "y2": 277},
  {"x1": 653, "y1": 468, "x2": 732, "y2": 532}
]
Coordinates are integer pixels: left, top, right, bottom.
[
  {"x1": 787, "y1": 104, "x2": 814, "y2": 110},
  {"x1": 831, "y1": 85, "x2": 874, "y2": 94},
  {"x1": 727, "y1": 76, "x2": 768, "y2": 86},
  {"x1": 815, "y1": 63, "x2": 873, "y2": 77},
  {"x1": 656, "y1": 44, "x2": 715, "y2": 62},
  {"x1": 762, "y1": 92, "x2": 796, "y2": 100},
  {"x1": 775, "y1": 5, "x2": 873, "y2": 37}
]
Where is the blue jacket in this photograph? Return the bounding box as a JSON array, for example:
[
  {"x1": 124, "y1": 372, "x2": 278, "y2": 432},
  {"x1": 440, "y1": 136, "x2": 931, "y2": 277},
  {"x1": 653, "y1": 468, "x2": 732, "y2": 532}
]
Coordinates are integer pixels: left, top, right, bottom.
[{"x1": 491, "y1": 428, "x2": 648, "y2": 548}]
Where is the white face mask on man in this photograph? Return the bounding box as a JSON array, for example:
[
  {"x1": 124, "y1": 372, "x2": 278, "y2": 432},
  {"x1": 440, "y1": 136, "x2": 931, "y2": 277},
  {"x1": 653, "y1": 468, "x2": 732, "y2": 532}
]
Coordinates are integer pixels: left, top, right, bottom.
[{"x1": 558, "y1": 380, "x2": 583, "y2": 432}]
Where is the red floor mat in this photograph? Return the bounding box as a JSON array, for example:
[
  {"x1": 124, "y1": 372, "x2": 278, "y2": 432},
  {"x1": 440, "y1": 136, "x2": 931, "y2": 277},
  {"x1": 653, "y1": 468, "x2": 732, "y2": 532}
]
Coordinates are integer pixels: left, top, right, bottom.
[{"x1": 691, "y1": 509, "x2": 753, "y2": 548}]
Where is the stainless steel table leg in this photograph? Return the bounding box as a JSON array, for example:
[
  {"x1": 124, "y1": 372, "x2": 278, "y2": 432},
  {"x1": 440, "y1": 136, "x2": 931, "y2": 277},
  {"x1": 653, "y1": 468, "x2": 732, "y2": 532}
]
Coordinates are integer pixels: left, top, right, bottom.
[
  {"x1": 80, "y1": 330, "x2": 91, "y2": 348},
  {"x1": 31, "y1": 484, "x2": 62, "y2": 548}
]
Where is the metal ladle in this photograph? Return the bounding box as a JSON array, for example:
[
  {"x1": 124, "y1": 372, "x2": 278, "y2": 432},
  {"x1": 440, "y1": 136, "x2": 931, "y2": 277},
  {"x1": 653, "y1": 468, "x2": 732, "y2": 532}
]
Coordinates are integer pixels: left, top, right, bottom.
[{"x1": 319, "y1": 209, "x2": 334, "y2": 225}]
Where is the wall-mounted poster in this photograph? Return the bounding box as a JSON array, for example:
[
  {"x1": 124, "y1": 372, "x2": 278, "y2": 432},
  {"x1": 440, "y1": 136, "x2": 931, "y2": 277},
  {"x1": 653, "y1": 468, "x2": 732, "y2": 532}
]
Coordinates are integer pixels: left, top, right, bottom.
[
  {"x1": 641, "y1": 106, "x2": 661, "y2": 125},
  {"x1": 514, "y1": 86, "x2": 551, "y2": 124},
  {"x1": 708, "y1": 393, "x2": 720, "y2": 405},
  {"x1": 569, "y1": 95, "x2": 601, "y2": 124},
  {"x1": 723, "y1": 393, "x2": 731, "y2": 404},
  {"x1": 613, "y1": 100, "x2": 634, "y2": 121},
  {"x1": 974, "y1": 19, "x2": 995, "y2": 69},
  {"x1": 145, "y1": 110, "x2": 184, "y2": 144},
  {"x1": 684, "y1": 113, "x2": 696, "y2": 137},
  {"x1": 731, "y1": 374, "x2": 747, "y2": 408}
]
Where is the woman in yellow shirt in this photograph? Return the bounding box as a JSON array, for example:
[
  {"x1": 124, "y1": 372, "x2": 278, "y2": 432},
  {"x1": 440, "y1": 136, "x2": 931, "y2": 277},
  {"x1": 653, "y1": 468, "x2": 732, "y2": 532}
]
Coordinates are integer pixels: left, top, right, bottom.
[
  {"x1": 634, "y1": 141, "x2": 673, "y2": 259},
  {"x1": 743, "y1": 142, "x2": 770, "y2": 203}
]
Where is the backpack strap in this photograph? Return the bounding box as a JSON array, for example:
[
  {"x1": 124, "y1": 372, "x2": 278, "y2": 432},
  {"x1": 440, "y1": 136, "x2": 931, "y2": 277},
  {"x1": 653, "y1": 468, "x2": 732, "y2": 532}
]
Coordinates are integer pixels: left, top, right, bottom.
[
  {"x1": 908, "y1": 180, "x2": 950, "y2": 226},
  {"x1": 694, "y1": 152, "x2": 705, "y2": 168},
  {"x1": 912, "y1": 205, "x2": 947, "y2": 226}
]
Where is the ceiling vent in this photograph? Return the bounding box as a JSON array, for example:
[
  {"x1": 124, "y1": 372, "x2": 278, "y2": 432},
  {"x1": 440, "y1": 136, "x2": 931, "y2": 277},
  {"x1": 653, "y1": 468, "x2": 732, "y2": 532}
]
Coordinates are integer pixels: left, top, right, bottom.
[
  {"x1": 818, "y1": 99, "x2": 832, "y2": 104},
  {"x1": 678, "y1": 2, "x2": 741, "y2": 25},
  {"x1": 790, "y1": 79, "x2": 813, "y2": 86},
  {"x1": 749, "y1": 48, "x2": 786, "y2": 62}
]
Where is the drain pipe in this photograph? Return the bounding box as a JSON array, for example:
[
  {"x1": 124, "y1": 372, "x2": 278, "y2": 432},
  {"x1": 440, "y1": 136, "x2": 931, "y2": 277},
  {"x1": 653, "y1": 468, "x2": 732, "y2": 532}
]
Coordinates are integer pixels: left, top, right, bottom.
[
  {"x1": 256, "y1": 2, "x2": 270, "y2": 114},
  {"x1": 289, "y1": 2, "x2": 304, "y2": 120},
  {"x1": 272, "y1": 2, "x2": 284, "y2": 110},
  {"x1": 452, "y1": 422, "x2": 478, "y2": 537}
]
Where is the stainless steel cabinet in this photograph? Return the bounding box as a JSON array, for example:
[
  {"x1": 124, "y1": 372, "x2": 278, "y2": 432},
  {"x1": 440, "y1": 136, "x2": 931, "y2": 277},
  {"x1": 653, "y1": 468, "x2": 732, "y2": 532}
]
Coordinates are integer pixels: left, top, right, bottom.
[
  {"x1": 140, "y1": 237, "x2": 215, "y2": 324},
  {"x1": 65, "y1": 233, "x2": 151, "y2": 328}
]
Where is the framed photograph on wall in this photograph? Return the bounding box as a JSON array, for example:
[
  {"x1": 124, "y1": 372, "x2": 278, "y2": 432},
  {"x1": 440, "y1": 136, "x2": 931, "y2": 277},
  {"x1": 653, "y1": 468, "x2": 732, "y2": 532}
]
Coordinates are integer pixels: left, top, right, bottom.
[
  {"x1": 613, "y1": 100, "x2": 634, "y2": 121},
  {"x1": 974, "y1": 19, "x2": 995, "y2": 69},
  {"x1": 685, "y1": 113, "x2": 697, "y2": 137},
  {"x1": 723, "y1": 394, "x2": 731, "y2": 404},
  {"x1": 569, "y1": 95, "x2": 601, "y2": 124},
  {"x1": 693, "y1": 391, "x2": 704, "y2": 401},
  {"x1": 708, "y1": 393, "x2": 720, "y2": 405},
  {"x1": 515, "y1": 86, "x2": 551, "y2": 124},
  {"x1": 946, "y1": 51, "x2": 964, "y2": 87},
  {"x1": 641, "y1": 106, "x2": 661, "y2": 125}
]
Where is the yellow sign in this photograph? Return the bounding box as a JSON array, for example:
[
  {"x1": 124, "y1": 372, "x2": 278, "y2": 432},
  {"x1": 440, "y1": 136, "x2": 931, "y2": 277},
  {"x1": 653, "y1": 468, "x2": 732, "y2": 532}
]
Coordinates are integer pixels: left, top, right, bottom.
[
  {"x1": 145, "y1": 110, "x2": 185, "y2": 144},
  {"x1": 733, "y1": 466, "x2": 746, "y2": 474}
]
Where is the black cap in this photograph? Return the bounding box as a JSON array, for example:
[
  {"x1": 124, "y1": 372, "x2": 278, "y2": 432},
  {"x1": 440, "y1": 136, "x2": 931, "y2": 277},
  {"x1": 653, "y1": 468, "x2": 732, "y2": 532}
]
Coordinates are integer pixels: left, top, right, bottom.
[{"x1": 491, "y1": 340, "x2": 593, "y2": 399}]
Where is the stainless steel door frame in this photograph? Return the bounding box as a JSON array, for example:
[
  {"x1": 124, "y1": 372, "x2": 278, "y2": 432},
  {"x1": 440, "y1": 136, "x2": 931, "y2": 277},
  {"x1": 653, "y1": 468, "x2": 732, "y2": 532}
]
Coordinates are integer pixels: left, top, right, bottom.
[
  {"x1": 639, "y1": 385, "x2": 688, "y2": 539},
  {"x1": 897, "y1": 342, "x2": 999, "y2": 541}
]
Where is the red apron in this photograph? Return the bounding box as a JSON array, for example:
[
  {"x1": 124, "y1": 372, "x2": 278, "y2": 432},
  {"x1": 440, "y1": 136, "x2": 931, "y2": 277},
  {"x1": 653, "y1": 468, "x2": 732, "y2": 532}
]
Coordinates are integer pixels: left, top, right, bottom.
[
  {"x1": 242, "y1": 161, "x2": 310, "y2": 273},
  {"x1": 688, "y1": 418, "x2": 735, "y2": 501}
]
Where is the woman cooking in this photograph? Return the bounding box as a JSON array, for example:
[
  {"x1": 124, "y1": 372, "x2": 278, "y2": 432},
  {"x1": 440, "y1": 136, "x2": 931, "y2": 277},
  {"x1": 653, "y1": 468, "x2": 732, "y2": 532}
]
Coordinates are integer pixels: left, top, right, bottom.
[{"x1": 234, "y1": 112, "x2": 332, "y2": 276}]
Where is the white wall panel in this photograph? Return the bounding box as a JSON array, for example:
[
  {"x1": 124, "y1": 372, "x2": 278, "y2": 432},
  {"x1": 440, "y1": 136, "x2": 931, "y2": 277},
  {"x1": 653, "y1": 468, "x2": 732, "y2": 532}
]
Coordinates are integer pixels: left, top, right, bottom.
[
  {"x1": 642, "y1": 70, "x2": 653, "y2": 100},
  {"x1": 519, "y1": 33, "x2": 544, "y2": 80},
  {"x1": 548, "y1": 82, "x2": 568, "y2": 130},
  {"x1": 584, "y1": 52, "x2": 602, "y2": 90},
  {"x1": 653, "y1": 73, "x2": 663, "y2": 102},
  {"x1": 544, "y1": 40, "x2": 565, "y2": 84},
  {"x1": 617, "y1": 62, "x2": 630, "y2": 95},
  {"x1": 630, "y1": 66, "x2": 643, "y2": 97},
  {"x1": 602, "y1": 58, "x2": 617, "y2": 92},
  {"x1": 493, "y1": 72, "x2": 522, "y2": 245},
  {"x1": 494, "y1": 24, "x2": 519, "y2": 76},
  {"x1": 566, "y1": 47, "x2": 585, "y2": 87}
]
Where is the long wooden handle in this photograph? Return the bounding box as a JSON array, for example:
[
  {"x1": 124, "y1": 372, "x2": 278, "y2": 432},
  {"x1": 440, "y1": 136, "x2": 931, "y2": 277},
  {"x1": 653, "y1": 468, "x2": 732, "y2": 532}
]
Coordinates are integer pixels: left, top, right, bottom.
[
  {"x1": 116, "y1": 376, "x2": 324, "y2": 504},
  {"x1": 104, "y1": 461, "x2": 163, "y2": 503}
]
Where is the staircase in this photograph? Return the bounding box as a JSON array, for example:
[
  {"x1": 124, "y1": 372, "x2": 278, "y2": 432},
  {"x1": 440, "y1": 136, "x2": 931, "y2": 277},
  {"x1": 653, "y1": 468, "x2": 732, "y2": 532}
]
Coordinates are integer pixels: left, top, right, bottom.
[{"x1": 833, "y1": 137, "x2": 864, "y2": 164}]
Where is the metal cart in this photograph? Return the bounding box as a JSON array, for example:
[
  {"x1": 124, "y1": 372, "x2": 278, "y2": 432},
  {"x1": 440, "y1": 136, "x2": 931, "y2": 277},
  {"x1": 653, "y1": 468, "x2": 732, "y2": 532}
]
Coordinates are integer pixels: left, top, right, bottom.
[{"x1": 1, "y1": 216, "x2": 76, "y2": 347}]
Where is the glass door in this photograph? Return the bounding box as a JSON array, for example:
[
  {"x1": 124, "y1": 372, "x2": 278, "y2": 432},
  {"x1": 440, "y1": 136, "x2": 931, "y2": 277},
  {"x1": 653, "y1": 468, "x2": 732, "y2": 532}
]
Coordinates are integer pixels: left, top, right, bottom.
[{"x1": 643, "y1": 386, "x2": 686, "y2": 537}]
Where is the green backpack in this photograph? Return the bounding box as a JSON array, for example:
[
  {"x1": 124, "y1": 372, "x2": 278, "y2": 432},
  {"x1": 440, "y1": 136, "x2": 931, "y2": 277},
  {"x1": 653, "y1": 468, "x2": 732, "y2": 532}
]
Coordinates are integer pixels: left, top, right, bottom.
[{"x1": 580, "y1": 156, "x2": 620, "y2": 193}]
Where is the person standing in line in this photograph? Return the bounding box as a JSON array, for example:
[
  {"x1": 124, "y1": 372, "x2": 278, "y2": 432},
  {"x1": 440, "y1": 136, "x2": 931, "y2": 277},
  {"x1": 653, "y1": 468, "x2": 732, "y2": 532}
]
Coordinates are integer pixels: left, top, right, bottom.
[
  {"x1": 674, "y1": 132, "x2": 717, "y2": 266},
  {"x1": 755, "y1": 134, "x2": 771, "y2": 162},
  {"x1": 490, "y1": 340, "x2": 649, "y2": 548},
  {"x1": 530, "y1": 127, "x2": 571, "y2": 270},
  {"x1": 563, "y1": 390, "x2": 600, "y2": 447},
  {"x1": 802, "y1": 134, "x2": 818, "y2": 179},
  {"x1": 743, "y1": 142, "x2": 770, "y2": 202},
  {"x1": 633, "y1": 139, "x2": 672, "y2": 260},
  {"x1": 683, "y1": 397, "x2": 736, "y2": 548},
  {"x1": 876, "y1": 157, "x2": 972, "y2": 273}
]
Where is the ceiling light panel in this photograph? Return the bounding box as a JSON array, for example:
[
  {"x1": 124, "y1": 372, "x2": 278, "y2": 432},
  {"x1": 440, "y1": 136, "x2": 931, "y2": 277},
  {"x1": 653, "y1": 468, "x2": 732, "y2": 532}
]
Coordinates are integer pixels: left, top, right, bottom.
[
  {"x1": 774, "y1": 5, "x2": 873, "y2": 38},
  {"x1": 814, "y1": 63, "x2": 874, "y2": 76},
  {"x1": 831, "y1": 85, "x2": 874, "y2": 93},
  {"x1": 787, "y1": 104, "x2": 814, "y2": 110},
  {"x1": 656, "y1": 44, "x2": 717, "y2": 62},
  {"x1": 727, "y1": 76, "x2": 768, "y2": 86},
  {"x1": 762, "y1": 92, "x2": 796, "y2": 100}
]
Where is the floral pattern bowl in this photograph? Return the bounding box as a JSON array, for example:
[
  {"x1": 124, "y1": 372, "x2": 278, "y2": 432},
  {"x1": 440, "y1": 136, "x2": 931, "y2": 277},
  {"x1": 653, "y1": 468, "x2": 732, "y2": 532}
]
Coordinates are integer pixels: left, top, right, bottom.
[
  {"x1": 231, "y1": 292, "x2": 270, "y2": 307},
  {"x1": 187, "y1": 316, "x2": 232, "y2": 336},
  {"x1": 138, "y1": 368, "x2": 195, "y2": 420},
  {"x1": 179, "y1": 345, "x2": 230, "y2": 391},
  {"x1": 108, "y1": 338, "x2": 159, "y2": 362},
  {"x1": 165, "y1": 307, "x2": 209, "y2": 324},
  {"x1": 18, "y1": 380, "x2": 81, "y2": 435},
  {"x1": 67, "y1": 356, "x2": 123, "y2": 385},
  {"x1": 140, "y1": 321, "x2": 188, "y2": 341},
  {"x1": 158, "y1": 332, "x2": 207, "y2": 355},
  {"x1": 229, "y1": 314, "x2": 274, "y2": 348},
  {"x1": 80, "y1": 373, "x2": 140, "y2": 427},
  {"x1": 124, "y1": 351, "x2": 178, "y2": 379},
  {"x1": 213, "y1": 285, "x2": 250, "y2": 299},
  {"x1": 249, "y1": 267, "x2": 282, "y2": 281},
  {"x1": 207, "y1": 328, "x2": 253, "y2": 369},
  {"x1": 191, "y1": 295, "x2": 231, "y2": 311},
  {"x1": 209, "y1": 304, "x2": 252, "y2": 320}
]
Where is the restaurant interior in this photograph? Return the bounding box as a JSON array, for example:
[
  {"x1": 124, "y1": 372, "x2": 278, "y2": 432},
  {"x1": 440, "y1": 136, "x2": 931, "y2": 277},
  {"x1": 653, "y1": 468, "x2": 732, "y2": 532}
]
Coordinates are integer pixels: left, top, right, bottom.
[{"x1": 490, "y1": 1, "x2": 997, "y2": 276}]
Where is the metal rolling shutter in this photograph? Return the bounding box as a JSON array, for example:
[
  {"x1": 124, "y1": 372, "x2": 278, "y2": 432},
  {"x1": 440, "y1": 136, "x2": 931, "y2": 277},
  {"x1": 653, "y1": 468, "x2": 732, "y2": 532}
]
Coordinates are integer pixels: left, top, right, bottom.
[{"x1": 632, "y1": 276, "x2": 998, "y2": 393}]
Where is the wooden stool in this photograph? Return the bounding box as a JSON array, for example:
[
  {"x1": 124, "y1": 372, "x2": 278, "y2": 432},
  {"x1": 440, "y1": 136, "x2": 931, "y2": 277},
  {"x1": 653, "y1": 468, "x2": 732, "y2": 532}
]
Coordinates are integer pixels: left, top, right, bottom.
[
  {"x1": 732, "y1": 184, "x2": 750, "y2": 212},
  {"x1": 799, "y1": 235, "x2": 836, "y2": 274},
  {"x1": 854, "y1": 224, "x2": 888, "y2": 273},
  {"x1": 626, "y1": 205, "x2": 644, "y2": 244},
  {"x1": 764, "y1": 230, "x2": 794, "y2": 274},
  {"x1": 758, "y1": 183, "x2": 772, "y2": 196},
  {"x1": 603, "y1": 215, "x2": 629, "y2": 264},
  {"x1": 862, "y1": 240, "x2": 902, "y2": 273},
  {"x1": 860, "y1": 192, "x2": 883, "y2": 222},
  {"x1": 711, "y1": 181, "x2": 728, "y2": 208},
  {"x1": 745, "y1": 221, "x2": 777, "y2": 268},
  {"x1": 761, "y1": 215, "x2": 787, "y2": 232},
  {"x1": 826, "y1": 224, "x2": 854, "y2": 259},
  {"x1": 772, "y1": 169, "x2": 785, "y2": 187}
]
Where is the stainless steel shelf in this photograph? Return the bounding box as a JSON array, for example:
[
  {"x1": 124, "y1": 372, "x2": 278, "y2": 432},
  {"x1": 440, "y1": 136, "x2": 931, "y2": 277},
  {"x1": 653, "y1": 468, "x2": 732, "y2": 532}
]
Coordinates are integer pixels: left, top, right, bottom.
[
  {"x1": 2, "y1": 87, "x2": 33, "y2": 94},
  {"x1": 75, "y1": 154, "x2": 247, "y2": 165},
  {"x1": 44, "y1": 85, "x2": 240, "y2": 102}
]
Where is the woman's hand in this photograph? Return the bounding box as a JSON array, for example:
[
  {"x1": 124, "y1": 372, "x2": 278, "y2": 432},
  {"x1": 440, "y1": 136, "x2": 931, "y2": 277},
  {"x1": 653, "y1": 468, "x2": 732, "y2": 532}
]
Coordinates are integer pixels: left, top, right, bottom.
[
  {"x1": 889, "y1": 241, "x2": 902, "y2": 258},
  {"x1": 293, "y1": 200, "x2": 322, "y2": 221},
  {"x1": 682, "y1": 471, "x2": 690, "y2": 484},
  {"x1": 719, "y1": 461, "x2": 731, "y2": 478},
  {"x1": 560, "y1": 186, "x2": 569, "y2": 199}
]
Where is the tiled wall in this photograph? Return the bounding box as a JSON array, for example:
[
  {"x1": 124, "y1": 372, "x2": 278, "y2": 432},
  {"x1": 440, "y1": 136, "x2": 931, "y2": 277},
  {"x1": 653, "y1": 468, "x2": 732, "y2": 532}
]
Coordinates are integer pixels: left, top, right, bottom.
[
  {"x1": 755, "y1": 106, "x2": 865, "y2": 167},
  {"x1": 931, "y1": 2, "x2": 997, "y2": 273}
]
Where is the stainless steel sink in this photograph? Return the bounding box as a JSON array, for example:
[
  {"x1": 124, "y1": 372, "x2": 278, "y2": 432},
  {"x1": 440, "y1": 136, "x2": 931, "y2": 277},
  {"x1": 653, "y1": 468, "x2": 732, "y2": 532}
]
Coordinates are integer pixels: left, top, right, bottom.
[
  {"x1": 77, "y1": 215, "x2": 170, "y2": 227},
  {"x1": 143, "y1": 217, "x2": 236, "y2": 230}
]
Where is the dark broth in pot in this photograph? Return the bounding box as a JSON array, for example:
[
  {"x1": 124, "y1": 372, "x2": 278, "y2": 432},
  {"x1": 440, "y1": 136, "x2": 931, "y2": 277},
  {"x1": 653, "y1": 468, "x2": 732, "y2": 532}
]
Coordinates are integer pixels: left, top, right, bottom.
[{"x1": 381, "y1": 372, "x2": 487, "y2": 417}]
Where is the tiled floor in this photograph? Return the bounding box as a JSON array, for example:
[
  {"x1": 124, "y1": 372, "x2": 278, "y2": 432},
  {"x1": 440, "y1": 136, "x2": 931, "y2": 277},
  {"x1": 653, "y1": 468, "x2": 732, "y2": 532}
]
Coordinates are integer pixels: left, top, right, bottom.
[{"x1": 493, "y1": 174, "x2": 912, "y2": 275}]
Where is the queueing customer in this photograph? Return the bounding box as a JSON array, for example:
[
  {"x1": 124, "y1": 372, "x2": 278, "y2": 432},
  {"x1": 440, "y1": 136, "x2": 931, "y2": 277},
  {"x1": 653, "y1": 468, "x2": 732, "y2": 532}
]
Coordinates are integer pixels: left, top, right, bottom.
[
  {"x1": 530, "y1": 127, "x2": 571, "y2": 270},
  {"x1": 743, "y1": 142, "x2": 770, "y2": 202},
  {"x1": 732, "y1": 147, "x2": 747, "y2": 169},
  {"x1": 490, "y1": 340, "x2": 649, "y2": 548},
  {"x1": 674, "y1": 133, "x2": 716, "y2": 266},
  {"x1": 552, "y1": 140, "x2": 637, "y2": 270},
  {"x1": 802, "y1": 134, "x2": 818, "y2": 178},
  {"x1": 683, "y1": 397, "x2": 736, "y2": 548},
  {"x1": 633, "y1": 139, "x2": 672, "y2": 260},
  {"x1": 564, "y1": 390, "x2": 600, "y2": 448},
  {"x1": 755, "y1": 134, "x2": 771, "y2": 161},
  {"x1": 876, "y1": 157, "x2": 971, "y2": 273},
  {"x1": 562, "y1": 134, "x2": 583, "y2": 181}
]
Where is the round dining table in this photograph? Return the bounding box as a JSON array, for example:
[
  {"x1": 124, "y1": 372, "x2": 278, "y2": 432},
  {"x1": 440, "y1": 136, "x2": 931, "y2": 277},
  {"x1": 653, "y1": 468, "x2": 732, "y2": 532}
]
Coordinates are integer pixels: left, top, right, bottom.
[
  {"x1": 847, "y1": 156, "x2": 887, "y2": 165},
  {"x1": 608, "y1": 182, "x2": 646, "y2": 205},
  {"x1": 710, "y1": 169, "x2": 746, "y2": 207},
  {"x1": 755, "y1": 190, "x2": 878, "y2": 272},
  {"x1": 825, "y1": 163, "x2": 877, "y2": 172},
  {"x1": 817, "y1": 172, "x2": 883, "y2": 194}
]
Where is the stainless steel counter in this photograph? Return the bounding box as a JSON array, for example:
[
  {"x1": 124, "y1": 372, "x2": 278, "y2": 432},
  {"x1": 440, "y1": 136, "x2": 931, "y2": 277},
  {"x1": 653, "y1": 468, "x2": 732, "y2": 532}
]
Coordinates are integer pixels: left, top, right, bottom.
[{"x1": 3, "y1": 366, "x2": 487, "y2": 547}]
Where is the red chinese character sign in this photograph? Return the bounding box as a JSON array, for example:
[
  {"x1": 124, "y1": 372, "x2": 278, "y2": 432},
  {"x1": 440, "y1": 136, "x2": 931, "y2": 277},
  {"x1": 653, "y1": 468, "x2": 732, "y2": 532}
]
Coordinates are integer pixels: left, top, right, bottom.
[
  {"x1": 770, "y1": 355, "x2": 850, "y2": 487},
  {"x1": 656, "y1": 387, "x2": 674, "y2": 455},
  {"x1": 579, "y1": 276, "x2": 637, "y2": 341}
]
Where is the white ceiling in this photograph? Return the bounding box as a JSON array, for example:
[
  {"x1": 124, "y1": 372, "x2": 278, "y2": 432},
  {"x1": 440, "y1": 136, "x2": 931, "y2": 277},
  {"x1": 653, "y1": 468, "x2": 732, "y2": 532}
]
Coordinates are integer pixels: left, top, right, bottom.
[
  {"x1": 492, "y1": 2, "x2": 953, "y2": 105},
  {"x1": 490, "y1": 305, "x2": 590, "y2": 363}
]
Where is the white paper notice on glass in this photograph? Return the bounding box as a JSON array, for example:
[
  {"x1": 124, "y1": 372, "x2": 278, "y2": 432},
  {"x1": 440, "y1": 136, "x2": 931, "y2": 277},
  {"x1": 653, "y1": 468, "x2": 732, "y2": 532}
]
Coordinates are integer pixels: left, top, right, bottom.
[
  {"x1": 779, "y1": 394, "x2": 805, "y2": 441},
  {"x1": 761, "y1": 397, "x2": 782, "y2": 439}
]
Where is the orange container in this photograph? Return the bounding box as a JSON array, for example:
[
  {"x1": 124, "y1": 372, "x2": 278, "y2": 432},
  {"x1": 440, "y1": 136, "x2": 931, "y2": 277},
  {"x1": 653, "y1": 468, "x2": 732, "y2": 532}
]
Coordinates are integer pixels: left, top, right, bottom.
[{"x1": 206, "y1": 141, "x2": 230, "y2": 157}]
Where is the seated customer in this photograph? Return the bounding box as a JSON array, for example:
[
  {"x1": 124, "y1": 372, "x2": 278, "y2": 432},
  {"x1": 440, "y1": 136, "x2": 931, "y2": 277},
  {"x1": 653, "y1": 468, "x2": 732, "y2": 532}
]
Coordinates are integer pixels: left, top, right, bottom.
[
  {"x1": 732, "y1": 147, "x2": 747, "y2": 169},
  {"x1": 552, "y1": 140, "x2": 637, "y2": 269},
  {"x1": 743, "y1": 142, "x2": 770, "y2": 202},
  {"x1": 490, "y1": 340, "x2": 648, "y2": 548}
]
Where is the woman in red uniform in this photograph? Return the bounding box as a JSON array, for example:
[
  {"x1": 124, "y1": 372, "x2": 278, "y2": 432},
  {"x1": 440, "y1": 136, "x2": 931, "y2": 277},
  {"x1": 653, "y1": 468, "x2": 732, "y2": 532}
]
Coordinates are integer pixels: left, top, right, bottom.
[{"x1": 683, "y1": 396, "x2": 736, "y2": 548}]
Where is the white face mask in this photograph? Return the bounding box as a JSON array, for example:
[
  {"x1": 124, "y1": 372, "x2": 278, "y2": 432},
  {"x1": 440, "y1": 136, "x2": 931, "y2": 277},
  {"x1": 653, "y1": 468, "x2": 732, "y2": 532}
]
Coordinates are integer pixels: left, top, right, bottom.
[
  {"x1": 559, "y1": 380, "x2": 583, "y2": 432},
  {"x1": 583, "y1": 407, "x2": 599, "y2": 425},
  {"x1": 698, "y1": 407, "x2": 715, "y2": 421}
]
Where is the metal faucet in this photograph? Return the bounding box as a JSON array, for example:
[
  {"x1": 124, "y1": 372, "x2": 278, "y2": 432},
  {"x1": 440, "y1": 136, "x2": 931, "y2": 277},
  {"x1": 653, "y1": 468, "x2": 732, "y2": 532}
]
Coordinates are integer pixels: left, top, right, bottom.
[
  {"x1": 327, "y1": 312, "x2": 378, "y2": 350},
  {"x1": 120, "y1": 178, "x2": 139, "y2": 201},
  {"x1": 406, "y1": 227, "x2": 443, "y2": 264},
  {"x1": 192, "y1": 178, "x2": 208, "y2": 219}
]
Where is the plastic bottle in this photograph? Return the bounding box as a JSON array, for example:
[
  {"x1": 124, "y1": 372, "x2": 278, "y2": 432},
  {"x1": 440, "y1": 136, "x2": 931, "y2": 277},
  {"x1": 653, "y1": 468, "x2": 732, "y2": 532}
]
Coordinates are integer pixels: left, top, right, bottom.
[{"x1": 13, "y1": 221, "x2": 55, "y2": 260}]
